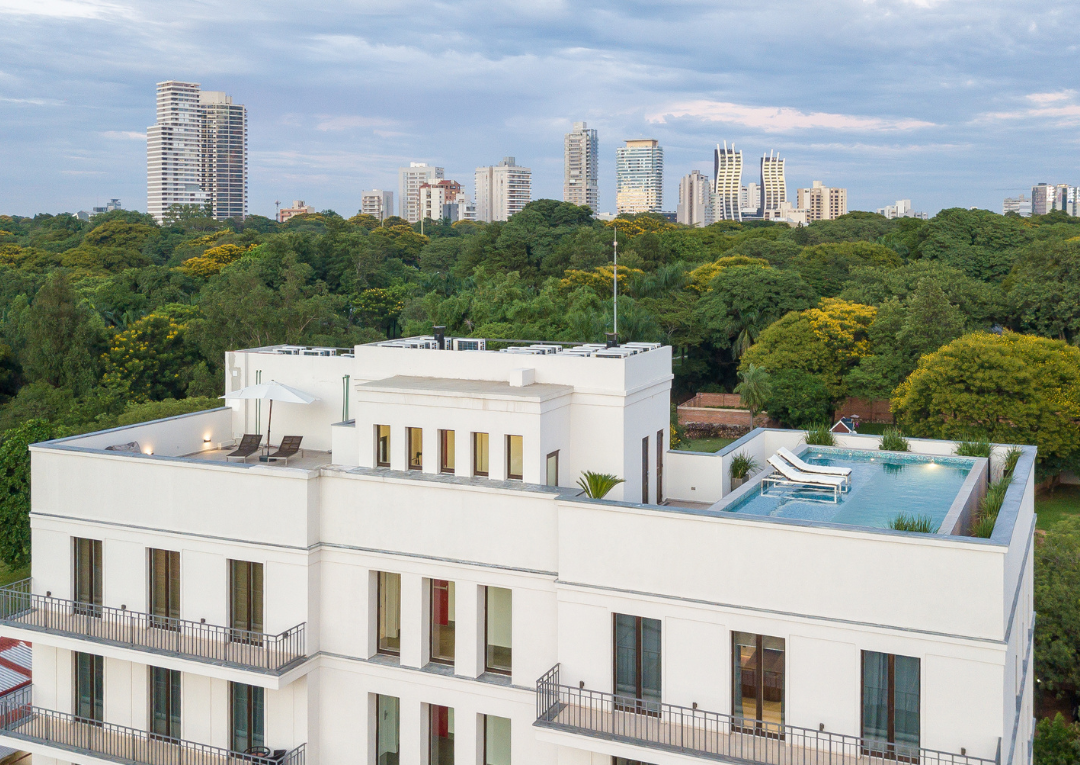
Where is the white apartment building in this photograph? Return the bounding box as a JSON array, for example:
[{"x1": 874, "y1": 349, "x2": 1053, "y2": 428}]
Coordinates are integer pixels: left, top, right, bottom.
[
  {"x1": 564, "y1": 122, "x2": 599, "y2": 214},
  {"x1": 740, "y1": 183, "x2": 761, "y2": 217},
  {"x1": 797, "y1": 181, "x2": 848, "y2": 222},
  {"x1": 877, "y1": 200, "x2": 928, "y2": 220},
  {"x1": 714, "y1": 143, "x2": 743, "y2": 222},
  {"x1": 1029, "y1": 184, "x2": 1053, "y2": 216},
  {"x1": 616, "y1": 140, "x2": 663, "y2": 214},
  {"x1": 361, "y1": 191, "x2": 395, "y2": 221},
  {"x1": 0, "y1": 336, "x2": 1034, "y2": 765},
  {"x1": 399, "y1": 164, "x2": 445, "y2": 224},
  {"x1": 475, "y1": 158, "x2": 532, "y2": 223},
  {"x1": 1002, "y1": 194, "x2": 1031, "y2": 217},
  {"x1": 147, "y1": 81, "x2": 247, "y2": 223},
  {"x1": 758, "y1": 151, "x2": 786, "y2": 219},
  {"x1": 418, "y1": 180, "x2": 467, "y2": 223},
  {"x1": 677, "y1": 171, "x2": 713, "y2": 227},
  {"x1": 279, "y1": 201, "x2": 314, "y2": 223}
]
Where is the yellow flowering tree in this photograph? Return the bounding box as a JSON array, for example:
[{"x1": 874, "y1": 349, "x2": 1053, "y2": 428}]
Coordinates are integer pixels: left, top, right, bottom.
[
  {"x1": 180, "y1": 243, "x2": 256, "y2": 277},
  {"x1": 101, "y1": 313, "x2": 196, "y2": 401},
  {"x1": 559, "y1": 265, "x2": 644, "y2": 298},
  {"x1": 686, "y1": 255, "x2": 770, "y2": 293}
]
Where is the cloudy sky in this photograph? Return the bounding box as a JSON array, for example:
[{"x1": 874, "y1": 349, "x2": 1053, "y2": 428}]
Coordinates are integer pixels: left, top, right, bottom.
[{"x1": 1, "y1": 0, "x2": 1078, "y2": 219}]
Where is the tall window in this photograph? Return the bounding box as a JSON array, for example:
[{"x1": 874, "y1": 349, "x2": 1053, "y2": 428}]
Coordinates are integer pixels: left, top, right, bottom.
[
  {"x1": 429, "y1": 705, "x2": 454, "y2": 765},
  {"x1": 430, "y1": 579, "x2": 455, "y2": 664},
  {"x1": 483, "y1": 715, "x2": 510, "y2": 765},
  {"x1": 440, "y1": 430, "x2": 456, "y2": 474},
  {"x1": 376, "y1": 694, "x2": 400, "y2": 765},
  {"x1": 862, "y1": 651, "x2": 920, "y2": 757},
  {"x1": 229, "y1": 560, "x2": 264, "y2": 636},
  {"x1": 149, "y1": 549, "x2": 180, "y2": 627},
  {"x1": 506, "y1": 436, "x2": 523, "y2": 480},
  {"x1": 376, "y1": 425, "x2": 391, "y2": 467},
  {"x1": 546, "y1": 451, "x2": 559, "y2": 487},
  {"x1": 377, "y1": 572, "x2": 401, "y2": 656},
  {"x1": 613, "y1": 614, "x2": 661, "y2": 709},
  {"x1": 733, "y1": 632, "x2": 785, "y2": 731},
  {"x1": 230, "y1": 682, "x2": 264, "y2": 753},
  {"x1": 73, "y1": 537, "x2": 102, "y2": 617},
  {"x1": 408, "y1": 427, "x2": 423, "y2": 470},
  {"x1": 641, "y1": 436, "x2": 649, "y2": 503},
  {"x1": 485, "y1": 587, "x2": 512, "y2": 675},
  {"x1": 150, "y1": 666, "x2": 181, "y2": 739},
  {"x1": 74, "y1": 652, "x2": 103, "y2": 722},
  {"x1": 656, "y1": 429, "x2": 664, "y2": 503},
  {"x1": 473, "y1": 433, "x2": 489, "y2": 477}
]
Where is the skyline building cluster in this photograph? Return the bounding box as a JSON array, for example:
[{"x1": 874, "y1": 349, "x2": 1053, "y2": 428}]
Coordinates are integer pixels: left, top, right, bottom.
[{"x1": 1004, "y1": 182, "x2": 1079, "y2": 217}]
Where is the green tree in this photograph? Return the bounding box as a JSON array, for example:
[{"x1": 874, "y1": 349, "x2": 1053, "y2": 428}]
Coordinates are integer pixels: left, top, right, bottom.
[
  {"x1": 893, "y1": 332, "x2": 1080, "y2": 472},
  {"x1": 792, "y1": 241, "x2": 902, "y2": 297},
  {"x1": 101, "y1": 313, "x2": 197, "y2": 401},
  {"x1": 913, "y1": 207, "x2": 1031, "y2": 282},
  {"x1": 1035, "y1": 714, "x2": 1080, "y2": 765},
  {"x1": 734, "y1": 364, "x2": 771, "y2": 429},
  {"x1": 0, "y1": 419, "x2": 54, "y2": 569},
  {"x1": 1035, "y1": 517, "x2": 1080, "y2": 701},
  {"x1": 764, "y1": 369, "x2": 832, "y2": 428},
  {"x1": 1006, "y1": 238, "x2": 1080, "y2": 342}
]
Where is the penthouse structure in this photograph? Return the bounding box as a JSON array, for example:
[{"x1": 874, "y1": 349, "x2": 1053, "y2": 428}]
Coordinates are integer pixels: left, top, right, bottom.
[{"x1": 0, "y1": 335, "x2": 1034, "y2": 765}]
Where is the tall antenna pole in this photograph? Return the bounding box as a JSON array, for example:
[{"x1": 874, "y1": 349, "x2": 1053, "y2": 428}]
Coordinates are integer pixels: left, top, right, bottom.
[{"x1": 612, "y1": 222, "x2": 618, "y2": 337}]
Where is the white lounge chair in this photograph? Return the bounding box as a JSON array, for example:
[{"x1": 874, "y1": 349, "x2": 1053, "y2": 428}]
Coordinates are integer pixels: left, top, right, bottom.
[
  {"x1": 763, "y1": 455, "x2": 846, "y2": 502},
  {"x1": 777, "y1": 446, "x2": 852, "y2": 483}
]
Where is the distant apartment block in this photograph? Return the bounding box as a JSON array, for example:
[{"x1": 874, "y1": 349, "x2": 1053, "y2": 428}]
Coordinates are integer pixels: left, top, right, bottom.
[
  {"x1": 360, "y1": 190, "x2": 394, "y2": 221},
  {"x1": 564, "y1": 121, "x2": 599, "y2": 214},
  {"x1": 1030, "y1": 183, "x2": 1053, "y2": 216},
  {"x1": 399, "y1": 163, "x2": 444, "y2": 223},
  {"x1": 877, "y1": 199, "x2": 928, "y2": 220},
  {"x1": 418, "y1": 179, "x2": 467, "y2": 222},
  {"x1": 1003, "y1": 193, "x2": 1031, "y2": 217},
  {"x1": 740, "y1": 182, "x2": 761, "y2": 216},
  {"x1": 475, "y1": 157, "x2": 532, "y2": 222},
  {"x1": 758, "y1": 151, "x2": 786, "y2": 219},
  {"x1": 1054, "y1": 184, "x2": 1077, "y2": 215},
  {"x1": 677, "y1": 170, "x2": 713, "y2": 227},
  {"x1": 278, "y1": 200, "x2": 314, "y2": 223},
  {"x1": 797, "y1": 181, "x2": 848, "y2": 222},
  {"x1": 713, "y1": 142, "x2": 743, "y2": 222},
  {"x1": 92, "y1": 199, "x2": 122, "y2": 216},
  {"x1": 616, "y1": 139, "x2": 663, "y2": 214}
]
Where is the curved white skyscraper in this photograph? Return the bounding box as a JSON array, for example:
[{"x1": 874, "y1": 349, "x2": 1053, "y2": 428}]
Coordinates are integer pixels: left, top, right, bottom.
[
  {"x1": 759, "y1": 150, "x2": 787, "y2": 219},
  {"x1": 713, "y1": 142, "x2": 743, "y2": 222}
]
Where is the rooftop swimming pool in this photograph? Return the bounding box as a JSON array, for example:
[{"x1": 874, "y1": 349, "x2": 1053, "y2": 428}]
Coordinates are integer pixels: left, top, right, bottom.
[{"x1": 721, "y1": 447, "x2": 977, "y2": 531}]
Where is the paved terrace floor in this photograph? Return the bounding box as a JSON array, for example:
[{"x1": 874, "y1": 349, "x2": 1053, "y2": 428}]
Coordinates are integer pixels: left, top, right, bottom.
[{"x1": 182, "y1": 446, "x2": 334, "y2": 470}]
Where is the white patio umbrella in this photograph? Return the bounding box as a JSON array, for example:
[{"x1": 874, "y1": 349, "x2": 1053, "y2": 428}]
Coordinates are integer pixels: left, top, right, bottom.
[{"x1": 223, "y1": 381, "x2": 318, "y2": 457}]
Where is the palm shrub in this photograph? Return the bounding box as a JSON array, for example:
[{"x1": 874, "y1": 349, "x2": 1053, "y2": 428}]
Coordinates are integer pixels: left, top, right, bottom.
[
  {"x1": 577, "y1": 471, "x2": 625, "y2": 499},
  {"x1": 734, "y1": 364, "x2": 771, "y2": 430},
  {"x1": 955, "y1": 437, "x2": 992, "y2": 458},
  {"x1": 879, "y1": 427, "x2": 909, "y2": 452},
  {"x1": 729, "y1": 452, "x2": 759, "y2": 481},
  {"x1": 804, "y1": 423, "x2": 836, "y2": 446},
  {"x1": 888, "y1": 513, "x2": 936, "y2": 533}
]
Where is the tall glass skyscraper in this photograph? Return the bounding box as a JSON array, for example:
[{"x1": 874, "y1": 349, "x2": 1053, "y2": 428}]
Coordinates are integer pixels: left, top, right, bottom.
[
  {"x1": 564, "y1": 121, "x2": 598, "y2": 214},
  {"x1": 615, "y1": 139, "x2": 663, "y2": 214}
]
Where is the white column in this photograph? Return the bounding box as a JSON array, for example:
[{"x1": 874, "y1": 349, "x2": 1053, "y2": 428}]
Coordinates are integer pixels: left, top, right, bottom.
[
  {"x1": 454, "y1": 710, "x2": 479, "y2": 765},
  {"x1": 400, "y1": 573, "x2": 424, "y2": 668},
  {"x1": 423, "y1": 427, "x2": 439, "y2": 474},
  {"x1": 455, "y1": 581, "x2": 482, "y2": 679},
  {"x1": 491, "y1": 433, "x2": 507, "y2": 481},
  {"x1": 401, "y1": 699, "x2": 423, "y2": 765}
]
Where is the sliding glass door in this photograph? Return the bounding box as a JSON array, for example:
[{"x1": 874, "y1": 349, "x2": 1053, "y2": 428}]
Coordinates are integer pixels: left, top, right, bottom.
[
  {"x1": 73, "y1": 538, "x2": 102, "y2": 617},
  {"x1": 229, "y1": 560, "x2": 263, "y2": 642},
  {"x1": 862, "y1": 651, "x2": 920, "y2": 759},
  {"x1": 150, "y1": 666, "x2": 181, "y2": 739},
  {"x1": 149, "y1": 548, "x2": 180, "y2": 628},
  {"x1": 74, "y1": 652, "x2": 103, "y2": 722},
  {"x1": 733, "y1": 632, "x2": 785, "y2": 734},
  {"x1": 613, "y1": 614, "x2": 661, "y2": 711}
]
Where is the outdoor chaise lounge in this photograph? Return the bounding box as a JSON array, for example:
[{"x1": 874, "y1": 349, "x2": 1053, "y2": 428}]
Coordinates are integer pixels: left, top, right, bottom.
[
  {"x1": 266, "y1": 435, "x2": 304, "y2": 465},
  {"x1": 777, "y1": 446, "x2": 852, "y2": 483},
  {"x1": 763, "y1": 455, "x2": 847, "y2": 502},
  {"x1": 226, "y1": 433, "x2": 263, "y2": 462}
]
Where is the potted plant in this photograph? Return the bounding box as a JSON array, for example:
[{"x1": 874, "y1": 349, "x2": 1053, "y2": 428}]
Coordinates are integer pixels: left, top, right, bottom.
[{"x1": 729, "y1": 452, "x2": 759, "y2": 489}]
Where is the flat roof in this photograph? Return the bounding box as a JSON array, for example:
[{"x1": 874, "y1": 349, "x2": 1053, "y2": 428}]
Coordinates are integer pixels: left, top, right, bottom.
[{"x1": 356, "y1": 376, "x2": 573, "y2": 401}]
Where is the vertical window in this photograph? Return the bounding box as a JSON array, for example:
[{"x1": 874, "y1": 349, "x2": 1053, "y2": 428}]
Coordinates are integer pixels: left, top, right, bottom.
[
  {"x1": 408, "y1": 427, "x2": 423, "y2": 470},
  {"x1": 376, "y1": 694, "x2": 400, "y2": 765},
  {"x1": 656, "y1": 429, "x2": 664, "y2": 504},
  {"x1": 440, "y1": 430, "x2": 456, "y2": 474},
  {"x1": 230, "y1": 682, "x2": 265, "y2": 754},
  {"x1": 613, "y1": 614, "x2": 661, "y2": 710},
  {"x1": 506, "y1": 436, "x2": 523, "y2": 481},
  {"x1": 74, "y1": 652, "x2": 103, "y2": 722},
  {"x1": 150, "y1": 666, "x2": 181, "y2": 739},
  {"x1": 376, "y1": 425, "x2": 391, "y2": 467},
  {"x1": 732, "y1": 632, "x2": 785, "y2": 731},
  {"x1": 149, "y1": 549, "x2": 180, "y2": 626},
  {"x1": 546, "y1": 451, "x2": 559, "y2": 487},
  {"x1": 473, "y1": 433, "x2": 489, "y2": 477},
  {"x1": 430, "y1": 579, "x2": 455, "y2": 664},
  {"x1": 862, "y1": 651, "x2": 920, "y2": 758},
  {"x1": 377, "y1": 572, "x2": 401, "y2": 656},
  {"x1": 73, "y1": 537, "x2": 102, "y2": 616},
  {"x1": 641, "y1": 437, "x2": 650, "y2": 503},
  {"x1": 429, "y1": 705, "x2": 454, "y2": 765},
  {"x1": 229, "y1": 560, "x2": 264, "y2": 635},
  {"x1": 483, "y1": 715, "x2": 511, "y2": 765},
  {"x1": 485, "y1": 587, "x2": 512, "y2": 674}
]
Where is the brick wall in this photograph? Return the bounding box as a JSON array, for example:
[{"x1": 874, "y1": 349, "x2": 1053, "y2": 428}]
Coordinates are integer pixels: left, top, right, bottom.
[
  {"x1": 836, "y1": 397, "x2": 894, "y2": 424},
  {"x1": 678, "y1": 392, "x2": 893, "y2": 426}
]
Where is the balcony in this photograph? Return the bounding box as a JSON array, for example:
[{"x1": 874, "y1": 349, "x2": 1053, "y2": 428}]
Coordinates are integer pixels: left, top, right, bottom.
[
  {"x1": 0, "y1": 686, "x2": 305, "y2": 765},
  {"x1": 0, "y1": 580, "x2": 305, "y2": 675},
  {"x1": 534, "y1": 665, "x2": 996, "y2": 765}
]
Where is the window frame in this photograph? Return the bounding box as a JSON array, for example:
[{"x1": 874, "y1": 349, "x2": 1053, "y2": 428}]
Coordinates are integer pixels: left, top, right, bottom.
[
  {"x1": 506, "y1": 435, "x2": 523, "y2": 481},
  {"x1": 377, "y1": 571, "x2": 401, "y2": 657},
  {"x1": 860, "y1": 650, "x2": 921, "y2": 759},
  {"x1": 473, "y1": 432, "x2": 489, "y2": 477},
  {"x1": 641, "y1": 436, "x2": 649, "y2": 503},
  {"x1": 484, "y1": 586, "x2": 512, "y2": 676},
  {"x1": 407, "y1": 427, "x2": 423, "y2": 471},
  {"x1": 439, "y1": 429, "x2": 456, "y2": 474},
  {"x1": 656, "y1": 429, "x2": 664, "y2": 503},
  {"x1": 546, "y1": 451, "x2": 559, "y2": 487},
  {"x1": 376, "y1": 425, "x2": 391, "y2": 468},
  {"x1": 429, "y1": 579, "x2": 455, "y2": 665}
]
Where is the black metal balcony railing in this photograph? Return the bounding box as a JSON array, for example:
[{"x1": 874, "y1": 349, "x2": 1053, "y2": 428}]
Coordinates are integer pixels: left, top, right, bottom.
[
  {"x1": 0, "y1": 685, "x2": 304, "y2": 765},
  {"x1": 0, "y1": 580, "x2": 304, "y2": 674},
  {"x1": 535, "y1": 665, "x2": 997, "y2": 765}
]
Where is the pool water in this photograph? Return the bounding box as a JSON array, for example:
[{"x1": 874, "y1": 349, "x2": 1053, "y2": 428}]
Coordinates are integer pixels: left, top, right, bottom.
[{"x1": 722, "y1": 447, "x2": 975, "y2": 531}]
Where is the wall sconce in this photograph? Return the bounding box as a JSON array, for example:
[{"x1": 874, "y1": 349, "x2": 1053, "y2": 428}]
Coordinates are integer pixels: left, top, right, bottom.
[
  {"x1": 578, "y1": 681, "x2": 584, "y2": 689},
  {"x1": 819, "y1": 723, "x2": 825, "y2": 732},
  {"x1": 145, "y1": 448, "x2": 154, "y2": 455}
]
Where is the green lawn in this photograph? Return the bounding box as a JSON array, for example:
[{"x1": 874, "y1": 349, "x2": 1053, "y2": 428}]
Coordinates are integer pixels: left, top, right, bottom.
[
  {"x1": 852, "y1": 422, "x2": 892, "y2": 435},
  {"x1": 1036, "y1": 485, "x2": 1080, "y2": 531},
  {"x1": 676, "y1": 437, "x2": 736, "y2": 453},
  {"x1": 0, "y1": 562, "x2": 29, "y2": 587}
]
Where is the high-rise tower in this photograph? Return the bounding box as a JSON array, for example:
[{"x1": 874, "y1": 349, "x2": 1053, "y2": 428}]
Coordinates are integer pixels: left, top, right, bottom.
[
  {"x1": 198, "y1": 91, "x2": 247, "y2": 221},
  {"x1": 759, "y1": 150, "x2": 787, "y2": 219},
  {"x1": 398, "y1": 163, "x2": 445, "y2": 223},
  {"x1": 713, "y1": 142, "x2": 743, "y2": 222},
  {"x1": 677, "y1": 171, "x2": 713, "y2": 227},
  {"x1": 475, "y1": 157, "x2": 532, "y2": 222},
  {"x1": 615, "y1": 139, "x2": 663, "y2": 214},
  {"x1": 564, "y1": 121, "x2": 599, "y2": 213}
]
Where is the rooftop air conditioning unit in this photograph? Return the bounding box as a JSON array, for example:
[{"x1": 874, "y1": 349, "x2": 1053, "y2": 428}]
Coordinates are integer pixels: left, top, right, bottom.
[
  {"x1": 623, "y1": 342, "x2": 661, "y2": 352},
  {"x1": 559, "y1": 347, "x2": 596, "y2": 357},
  {"x1": 595, "y1": 348, "x2": 636, "y2": 359},
  {"x1": 274, "y1": 345, "x2": 306, "y2": 355},
  {"x1": 528, "y1": 345, "x2": 561, "y2": 354},
  {"x1": 502, "y1": 347, "x2": 544, "y2": 355},
  {"x1": 453, "y1": 338, "x2": 486, "y2": 351}
]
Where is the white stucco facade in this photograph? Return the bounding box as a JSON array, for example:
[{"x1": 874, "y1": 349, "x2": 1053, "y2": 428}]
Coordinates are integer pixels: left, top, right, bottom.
[{"x1": 0, "y1": 338, "x2": 1033, "y2": 765}]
